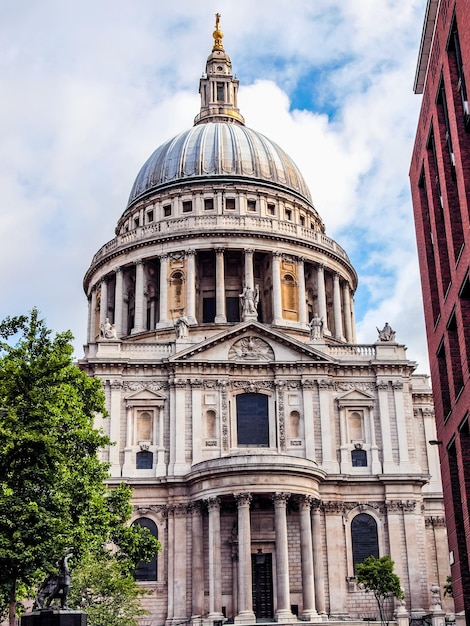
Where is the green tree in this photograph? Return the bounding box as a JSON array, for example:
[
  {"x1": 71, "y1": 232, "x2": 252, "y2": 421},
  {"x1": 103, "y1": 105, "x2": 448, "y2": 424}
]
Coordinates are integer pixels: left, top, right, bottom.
[
  {"x1": 356, "y1": 555, "x2": 404, "y2": 626},
  {"x1": 0, "y1": 310, "x2": 160, "y2": 625},
  {"x1": 68, "y1": 552, "x2": 149, "y2": 626}
]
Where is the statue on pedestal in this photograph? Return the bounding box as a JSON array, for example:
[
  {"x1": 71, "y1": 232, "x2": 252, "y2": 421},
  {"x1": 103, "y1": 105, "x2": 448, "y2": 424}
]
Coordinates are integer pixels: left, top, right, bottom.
[
  {"x1": 33, "y1": 549, "x2": 74, "y2": 611},
  {"x1": 239, "y1": 285, "x2": 259, "y2": 321}
]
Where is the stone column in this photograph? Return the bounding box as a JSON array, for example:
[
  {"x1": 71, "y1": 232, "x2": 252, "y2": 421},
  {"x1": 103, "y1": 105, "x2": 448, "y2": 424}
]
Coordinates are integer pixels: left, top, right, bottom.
[
  {"x1": 186, "y1": 250, "x2": 197, "y2": 324},
  {"x1": 333, "y1": 273, "x2": 344, "y2": 341},
  {"x1": 316, "y1": 264, "x2": 329, "y2": 335},
  {"x1": 108, "y1": 380, "x2": 122, "y2": 478},
  {"x1": 234, "y1": 493, "x2": 255, "y2": 624},
  {"x1": 168, "y1": 504, "x2": 189, "y2": 622},
  {"x1": 88, "y1": 286, "x2": 97, "y2": 343},
  {"x1": 393, "y1": 380, "x2": 412, "y2": 471},
  {"x1": 99, "y1": 278, "x2": 108, "y2": 332},
  {"x1": 272, "y1": 252, "x2": 283, "y2": 325},
  {"x1": 215, "y1": 249, "x2": 227, "y2": 323},
  {"x1": 244, "y1": 248, "x2": 255, "y2": 290},
  {"x1": 208, "y1": 497, "x2": 224, "y2": 620},
  {"x1": 377, "y1": 381, "x2": 395, "y2": 472},
  {"x1": 311, "y1": 501, "x2": 326, "y2": 616},
  {"x1": 273, "y1": 493, "x2": 296, "y2": 622},
  {"x1": 191, "y1": 503, "x2": 204, "y2": 618},
  {"x1": 342, "y1": 282, "x2": 353, "y2": 342},
  {"x1": 351, "y1": 295, "x2": 357, "y2": 343},
  {"x1": 157, "y1": 254, "x2": 170, "y2": 328},
  {"x1": 132, "y1": 260, "x2": 145, "y2": 333},
  {"x1": 297, "y1": 257, "x2": 308, "y2": 327},
  {"x1": 299, "y1": 496, "x2": 317, "y2": 620},
  {"x1": 114, "y1": 267, "x2": 123, "y2": 337},
  {"x1": 324, "y1": 502, "x2": 347, "y2": 619}
]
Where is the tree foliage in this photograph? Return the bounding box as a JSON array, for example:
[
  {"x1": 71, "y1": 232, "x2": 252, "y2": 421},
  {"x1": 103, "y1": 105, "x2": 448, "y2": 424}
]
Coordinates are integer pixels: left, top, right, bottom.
[
  {"x1": 0, "y1": 309, "x2": 160, "y2": 625},
  {"x1": 356, "y1": 555, "x2": 404, "y2": 626},
  {"x1": 68, "y1": 552, "x2": 150, "y2": 626}
]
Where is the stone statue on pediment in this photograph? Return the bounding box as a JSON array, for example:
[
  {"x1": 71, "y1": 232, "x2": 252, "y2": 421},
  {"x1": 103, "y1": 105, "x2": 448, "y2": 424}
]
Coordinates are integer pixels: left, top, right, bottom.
[{"x1": 376, "y1": 322, "x2": 396, "y2": 342}]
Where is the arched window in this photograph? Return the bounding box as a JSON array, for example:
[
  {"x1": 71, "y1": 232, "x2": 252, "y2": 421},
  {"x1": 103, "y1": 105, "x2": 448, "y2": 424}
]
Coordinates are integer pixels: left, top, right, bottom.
[
  {"x1": 137, "y1": 411, "x2": 152, "y2": 442},
  {"x1": 236, "y1": 393, "x2": 269, "y2": 446},
  {"x1": 351, "y1": 513, "x2": 379, "y2": 571},
  {"x1": 132, "y1": 518, "x2": 158, "y2": 581}
]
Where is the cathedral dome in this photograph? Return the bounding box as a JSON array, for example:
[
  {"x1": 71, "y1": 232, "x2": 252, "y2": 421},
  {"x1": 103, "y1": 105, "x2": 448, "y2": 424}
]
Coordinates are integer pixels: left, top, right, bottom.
[{"x1": 127, "y1": 122, "x2": 313, "y2": 207}]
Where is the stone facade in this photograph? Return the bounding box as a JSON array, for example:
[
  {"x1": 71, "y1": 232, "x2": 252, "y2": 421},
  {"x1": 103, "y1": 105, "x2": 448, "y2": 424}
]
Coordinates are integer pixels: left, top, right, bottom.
[{"x1": 80, "y1": 16, "x2": 452, "y2": 626}]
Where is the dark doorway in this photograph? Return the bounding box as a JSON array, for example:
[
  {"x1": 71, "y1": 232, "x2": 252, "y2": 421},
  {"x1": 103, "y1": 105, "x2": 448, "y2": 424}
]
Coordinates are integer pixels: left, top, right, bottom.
[{"x1": 252, "y1": 552, "x2": 274, "y2": 619}]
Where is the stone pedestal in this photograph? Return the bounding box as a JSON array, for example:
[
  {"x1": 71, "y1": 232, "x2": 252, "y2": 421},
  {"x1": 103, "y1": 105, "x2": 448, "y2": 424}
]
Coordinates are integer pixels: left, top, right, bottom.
[{"x1": 21, "y1": 610, "x2": 87, "y2": 626}]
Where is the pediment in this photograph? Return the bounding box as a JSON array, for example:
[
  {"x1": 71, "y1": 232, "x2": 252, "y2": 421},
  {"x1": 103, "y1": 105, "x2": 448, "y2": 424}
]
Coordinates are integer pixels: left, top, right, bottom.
[
  {"x1": 169, "y1": 322, "x2": 334, "y2": 364},
  {"x1": 124, "y1": 387, "x2": 166, "y2": 403},
  {"x1": 336, "y1": 388, "x2": 375, "y2": 407}
]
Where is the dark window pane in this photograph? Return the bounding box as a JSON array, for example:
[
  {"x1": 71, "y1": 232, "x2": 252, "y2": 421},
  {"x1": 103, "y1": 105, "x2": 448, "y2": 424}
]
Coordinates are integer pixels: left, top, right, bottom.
[
  {"x1": 352, "y1": 513, "x2": 379, "y2": 570},
  {"x1": 133, "y1": 518, "x2": 158, "y2": 581},
  {"x1": 351, "y1": 449, "x2": 367, "y2": 467},
  {"x1": 136, "y1": 450, "x2": 153, "y2": 469},
  {"x1": 237, "y1": 393, "x2": 269, "y2": 446}
]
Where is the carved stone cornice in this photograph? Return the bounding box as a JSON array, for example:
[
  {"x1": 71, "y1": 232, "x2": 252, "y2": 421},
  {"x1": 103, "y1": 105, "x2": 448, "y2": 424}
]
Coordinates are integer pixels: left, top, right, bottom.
[
  {"x1": 322, "y1": 501, "x2": 345, "y2": 514},
  {"x1": 392, "y1": 380, "x2": 404, "y2": 390},
  {"x1": 376, "y1": 381, "x2": 389, "y2": 390},
  {"x1": 168, "y1": 503, "x2": 189, "y2": 517},
  {"x1": 385, "y1": 500, "x2": 416, "y2": 513},
  {"x1": 425, "y1": 516, "x2": 446, "y2": 528}
]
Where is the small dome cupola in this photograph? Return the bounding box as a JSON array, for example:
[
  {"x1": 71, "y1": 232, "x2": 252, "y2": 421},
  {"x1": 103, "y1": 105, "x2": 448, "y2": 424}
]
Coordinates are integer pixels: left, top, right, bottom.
[{"x1": 194, "y1": 13, "x2": 245, "y2": 126}]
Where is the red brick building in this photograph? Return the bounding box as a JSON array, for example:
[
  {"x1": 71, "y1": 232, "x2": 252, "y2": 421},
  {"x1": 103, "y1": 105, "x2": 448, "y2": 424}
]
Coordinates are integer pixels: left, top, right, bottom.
[{"x1": 410, "y1": 1, "x2": 470, "y2": 624}]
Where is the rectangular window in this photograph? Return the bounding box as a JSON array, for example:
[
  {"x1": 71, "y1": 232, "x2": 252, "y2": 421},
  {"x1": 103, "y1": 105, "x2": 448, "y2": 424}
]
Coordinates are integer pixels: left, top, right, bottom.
[
  {"x1": 237, "y1": 393, "x2": 269, "y2": 446},
  {"x1": 225, "y1": 198, "x2": 235, "y2": 210},
  {"x1": 459, "y1": 275, "x2": 470, "y2": 379},
  {"x1": 247, "y1": 200, "x2": 256, "y2": 212},
  {"x1": 204, "y1": 198, "x2": 214, "y2": 210},
  {"x1": 217, "y1": 82, "x2": 224, "y2": 102},
  {"x1": 134, "y1": 216, "x2": 140, "y2": 228},
  {"x1": 437, "y1": 339, "x2": 452, "y2": 420},
  {"x1": 447, "y1": 312, "x2": 464, "y2": 398},
  {"x1": 182, "y1": 201, "x2": 192, "y2": 213},
  {"x1": 163, "y1": 205, "x2": 172, "y2": 217},
  {"x1": 267, "y1": 203, "x2": 275, "y2": 215},
  {"x1": 448, "y1": 19, "x2": 470, "y2": 130},
  {"x1": 146, "y1": 210, "x2": 154, "y2": 223},
  {"x1": 285, "y1": 209, "x2": 292, "y2": 221},
  {"x1": 300, "y1": 215, "x2": 305, "y2": 226}
]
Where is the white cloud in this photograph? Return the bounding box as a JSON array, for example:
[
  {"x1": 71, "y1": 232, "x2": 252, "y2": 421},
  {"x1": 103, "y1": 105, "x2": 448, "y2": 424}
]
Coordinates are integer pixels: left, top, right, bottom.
[{"x1": 0, "y1": 0, "x2": 429, "y2": 372}]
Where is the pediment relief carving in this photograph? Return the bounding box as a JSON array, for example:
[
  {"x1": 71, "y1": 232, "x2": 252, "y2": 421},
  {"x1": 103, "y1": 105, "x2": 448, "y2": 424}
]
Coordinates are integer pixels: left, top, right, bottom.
[{"x1": 228, "y1": 336, "x2": 275, "y2": 361}]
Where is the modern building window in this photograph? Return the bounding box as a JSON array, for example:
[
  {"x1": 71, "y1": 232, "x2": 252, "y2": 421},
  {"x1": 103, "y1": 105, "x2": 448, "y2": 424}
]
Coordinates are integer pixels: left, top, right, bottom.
[
  {"x1": 418, "y1": 168, "x2": 441, "y2": 325},
  {"x1": 163, "y1": 204, "x2": 172, "y2": 217},
  {"x1": 182, "y1": 201, "x2": 193, "y2": 213},
  {"x1": 427, "y1": 129, "x2": 452, "y2": 295},
  {"x1": 351, "y1": 513, "x2": 379, "y2": 570},
  {"x1": 133, "y1": 518, "x2": 158, "y2": 581},
  {"x1": 459, "y1": 274, "x2": 470, "y2": 370},
  {"x1": 136, "y1": 450, "x2": 153, "y2": 469},
  {"x1": 204, "y1": 198, "x2": 214, "y2": 210},
  {"x1": 437, "y1": 339, "x2": 452, "y2": 420},
  {"x1": 448, "y1": 18, "x2": 470, "y2": 130},
  {"x1": 236, "y1": 393, "x2": 269, "y2": 446},
  {"x1": 447, "y1": 311, "x2": 464, "y2": 398}
]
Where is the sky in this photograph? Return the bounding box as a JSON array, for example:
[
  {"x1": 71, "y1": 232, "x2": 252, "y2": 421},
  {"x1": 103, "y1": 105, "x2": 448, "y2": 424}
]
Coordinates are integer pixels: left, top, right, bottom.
[{"x1": 0, "y1": 1, "x2": 431, "y2": 373}]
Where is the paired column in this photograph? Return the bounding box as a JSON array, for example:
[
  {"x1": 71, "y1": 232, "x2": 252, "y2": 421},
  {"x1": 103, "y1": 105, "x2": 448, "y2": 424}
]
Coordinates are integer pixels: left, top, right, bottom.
[
  {"x1": 234, "y1": 493, "x2": 255, "y2": 623},
  {"x1": 186, "y1": 250, "x2": 197, "y2": 324},
  {"x1": 297, "y1": 257, "x2": 308, "y2": 327},
  {"x1": 215, "y1": 249, "x2": 227, "y2": 323},
  {"x1": 244, "y1": 249, "x2": 254, "y2": 290},
  {"x1": 333, "y1": 273, "x2": 344, "y2": 341},
  {"x1": 99, "y1": 278, "x2": 108, "y2": 331},
  {"x1": 273, "y1": 493, "x2": 296, "y2": 622},
  {"x1": 191, "y1": 504, "x2": 204, "y2": 618},
  {"x1": 342, "y1": 282, "x2": 353, "y2": 342},
  {"x1": 114, "y1": 268, "x2": 123, "y2": 337},
  {"x1": 299, "y1": 496, "x2": 317, "y2": 620},
  {"x1": 88, "y1": 286, "x2": 97, "y2": 343},
  {"x1": 207, "y1": 498, "x2": 224, "y2": 619},
  {"x1": 132, "y1": 260, "x2": 145, "y2": 333},
  {"x1": 157, "y1": 254, "x2": 170, "y2": 328},
  {"x1": 272, "y1": 252, "x2": 283, "y2": 324},
  {"x1": 316, "y1": 265, "x2": 329, "y2": 335}
]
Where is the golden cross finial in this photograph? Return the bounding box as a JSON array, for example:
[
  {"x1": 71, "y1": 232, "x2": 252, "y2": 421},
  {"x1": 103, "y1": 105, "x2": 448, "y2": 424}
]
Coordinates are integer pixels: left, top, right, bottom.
[{"x1": 212, "y1": 12, "x2": 224, "y2": 51}]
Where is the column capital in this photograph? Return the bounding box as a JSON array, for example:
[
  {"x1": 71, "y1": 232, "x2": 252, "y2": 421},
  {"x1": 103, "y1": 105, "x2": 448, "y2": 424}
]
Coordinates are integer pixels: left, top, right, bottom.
[
  {"x1": 215, "y1": 247, "x2": 225, "y2": 255},
  {"x1": 186, "y1": 249, "x2": 196, "y2": 257},
  {"x1": 244, "y1": 248, "x2": 254, "y2": 255},
  {"x1": 298, "y1": 494, "x2": 315, "y2": 510},
  {"x1": 272, "y1": 251, "x2": 282, "y2": 258},
  {"x1": 234, "y1": 492, "x2": 252, "y2": 507},
  {"x1": 134, "y1": 258, "x2": 143, "y2": 266},
  {"x1": 273, "y1": 492, "x2": 291, "y2": 506},
  {"x1": 206, "y1": 496, "x2": 221, "y2": 511}
]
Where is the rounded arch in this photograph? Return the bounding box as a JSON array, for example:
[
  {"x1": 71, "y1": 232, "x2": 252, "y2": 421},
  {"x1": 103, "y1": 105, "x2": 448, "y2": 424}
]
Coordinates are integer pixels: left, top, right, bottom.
[
  {"x1": 351, "y1": 512, "x2": 379, "y2": 571},
  {"x1": 132, "y1": 517, "x2": 158, "y2": 581}
]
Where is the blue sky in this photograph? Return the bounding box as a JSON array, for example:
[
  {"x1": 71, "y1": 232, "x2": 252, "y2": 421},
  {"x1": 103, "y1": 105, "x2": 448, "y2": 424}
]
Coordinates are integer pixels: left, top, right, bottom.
[{"x1": 0, "y1": 0, "x2": 430, "y2": 372}]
